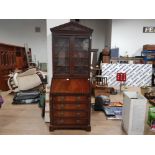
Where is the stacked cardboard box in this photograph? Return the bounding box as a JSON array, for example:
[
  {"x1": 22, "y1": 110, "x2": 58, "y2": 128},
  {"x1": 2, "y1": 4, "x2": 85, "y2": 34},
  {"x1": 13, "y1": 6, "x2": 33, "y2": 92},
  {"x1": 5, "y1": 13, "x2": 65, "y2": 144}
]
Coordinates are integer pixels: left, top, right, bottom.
[
  {"x1": 143, "y1": 44, "x2": 155, "y2": 51},
  {"x1": 44, "y1": 85, "x2": 50, "y2": 123},
  {"x1": 103, "y1": 56, "x2": 110, "y2": 63},
  {"x1": 140, "y1": 86, "x2": 151, "y2": 96},
  {"x1": 102, "y1": 47, "x2": 110, "y2": 56},
  {"x1": 147, "y1": 61, "x2": 153, "y2": 64},
  {"x1": 102, "y1": 48, "x2": 110, "y2": 63}
]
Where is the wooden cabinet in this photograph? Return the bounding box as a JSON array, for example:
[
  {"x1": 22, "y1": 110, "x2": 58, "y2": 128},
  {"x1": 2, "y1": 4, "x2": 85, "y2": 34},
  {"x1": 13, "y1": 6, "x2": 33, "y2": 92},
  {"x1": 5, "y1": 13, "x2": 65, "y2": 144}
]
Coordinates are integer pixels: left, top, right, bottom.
[
  {"x1": 15, "y1": 47, "x2": 28, "y2": 69},
  {"x1": 53, "y1": 36, "x2": 90, "y2": 77},
  {"x1": 0, "y1": 43, "x2": 28, "y2": 91},
  {"x1": 50, "y1": 22, "x2": 93, "y2": 131},
  {"x1": 50, "y1": 78, "x2": 91, "y2": 131}
]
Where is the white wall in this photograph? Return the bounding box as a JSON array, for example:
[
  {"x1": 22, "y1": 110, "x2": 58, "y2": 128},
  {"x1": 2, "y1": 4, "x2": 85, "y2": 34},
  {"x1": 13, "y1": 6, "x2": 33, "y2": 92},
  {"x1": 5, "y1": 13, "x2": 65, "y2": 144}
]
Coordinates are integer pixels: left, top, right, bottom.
[
  {"x1": 46, "y1": 19, "x2": 70, "y2": 84},
  {"x1": 0, "y1": 19, "x2": 47, "y2": 63},
  {"x1": 80, "y1": 19, "x2": 107, "y2": 53},
  {"x1": 111, "y1": 19, "x2": 155, "y2": 56}
]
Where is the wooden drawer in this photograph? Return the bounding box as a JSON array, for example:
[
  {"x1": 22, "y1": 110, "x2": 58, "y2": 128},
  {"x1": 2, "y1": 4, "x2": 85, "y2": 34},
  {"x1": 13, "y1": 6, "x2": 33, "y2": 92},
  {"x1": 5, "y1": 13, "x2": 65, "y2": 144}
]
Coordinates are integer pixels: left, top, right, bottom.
[
  {"x1": 53, "y1": 102, "x2": 88, "y2": 110},
  {"x1": 53, "y1": 111, "x2": 88, "y2": 118},
  {"x1": 54, "y1": 118, "x2": 88, "y2": 125},
  {"x1": 53, "y1": 96, "x2": 89, "y2": 102}
]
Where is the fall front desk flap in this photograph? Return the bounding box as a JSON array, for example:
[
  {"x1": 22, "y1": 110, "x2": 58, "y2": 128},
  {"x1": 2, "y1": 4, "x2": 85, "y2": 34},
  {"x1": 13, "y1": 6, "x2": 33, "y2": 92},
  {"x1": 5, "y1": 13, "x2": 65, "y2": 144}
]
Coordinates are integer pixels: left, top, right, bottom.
[{"x1": 51, "y1": 78, "x2": 90, "y2": 94}]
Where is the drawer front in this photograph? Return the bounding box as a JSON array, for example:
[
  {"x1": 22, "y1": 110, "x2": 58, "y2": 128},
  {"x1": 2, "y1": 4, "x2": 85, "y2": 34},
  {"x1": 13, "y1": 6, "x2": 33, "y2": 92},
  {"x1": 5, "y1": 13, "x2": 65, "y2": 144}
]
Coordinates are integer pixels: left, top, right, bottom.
[
  {"x1": 54, "y1": 118, "x2": 88, "y2": 125},
  {"x1": 53, "y1": 96, "x2": 89, "y2": 102},
  {"x1": 53, "y1": 111, "x2": 88, "y2": 118},
  {"x1": 53, "y1": 102, "x2": 88, "y2": 110}
]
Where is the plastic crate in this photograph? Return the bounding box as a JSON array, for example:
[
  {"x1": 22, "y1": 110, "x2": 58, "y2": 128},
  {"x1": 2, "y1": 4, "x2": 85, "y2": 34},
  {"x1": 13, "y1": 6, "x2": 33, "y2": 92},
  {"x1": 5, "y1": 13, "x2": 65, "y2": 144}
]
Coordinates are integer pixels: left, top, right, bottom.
[{"x1": 147, "y1": 106, "x2": 155, "y2": 126}]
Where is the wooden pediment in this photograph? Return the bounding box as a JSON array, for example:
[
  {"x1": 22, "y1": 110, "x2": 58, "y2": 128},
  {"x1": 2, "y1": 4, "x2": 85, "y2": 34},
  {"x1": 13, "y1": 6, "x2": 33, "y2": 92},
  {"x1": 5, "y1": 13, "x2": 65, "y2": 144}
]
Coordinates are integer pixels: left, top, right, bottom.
[{"x1": 50, "y1": 21, "x2": 93, "y2": 34}]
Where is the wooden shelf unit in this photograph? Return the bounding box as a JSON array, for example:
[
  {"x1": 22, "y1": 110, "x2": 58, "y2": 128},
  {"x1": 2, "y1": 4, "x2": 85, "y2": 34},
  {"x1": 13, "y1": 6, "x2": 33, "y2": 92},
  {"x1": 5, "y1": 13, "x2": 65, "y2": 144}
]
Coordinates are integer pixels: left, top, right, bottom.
[{"x1": 0, "y1": 43, "x2": 28, "y2": 91}]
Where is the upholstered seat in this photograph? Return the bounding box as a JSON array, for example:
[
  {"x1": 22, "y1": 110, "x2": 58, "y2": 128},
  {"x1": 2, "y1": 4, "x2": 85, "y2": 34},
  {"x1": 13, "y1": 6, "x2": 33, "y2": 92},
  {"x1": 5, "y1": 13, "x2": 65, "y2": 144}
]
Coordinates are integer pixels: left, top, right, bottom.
[{"x1": 8, "y1": 68, "x2": 45, "y2": 92}]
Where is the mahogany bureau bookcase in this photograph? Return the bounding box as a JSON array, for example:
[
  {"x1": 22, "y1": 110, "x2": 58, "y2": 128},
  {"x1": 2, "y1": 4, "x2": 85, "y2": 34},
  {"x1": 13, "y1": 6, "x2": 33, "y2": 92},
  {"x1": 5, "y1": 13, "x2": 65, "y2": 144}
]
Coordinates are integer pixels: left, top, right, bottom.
[{"x1": 49, "y1": 21, "x2": 93, "y2": 131}]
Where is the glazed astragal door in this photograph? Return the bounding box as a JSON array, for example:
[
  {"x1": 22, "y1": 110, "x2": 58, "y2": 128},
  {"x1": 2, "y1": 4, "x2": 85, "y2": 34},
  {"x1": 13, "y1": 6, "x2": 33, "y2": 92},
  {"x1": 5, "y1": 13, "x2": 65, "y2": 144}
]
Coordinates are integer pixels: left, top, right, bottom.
[
  {"x1": 53, "y1": 36, "x2": 70, "y2": 76},
  {"x1": 71, "y1": 37, "x2": 90, "y2": 77}
]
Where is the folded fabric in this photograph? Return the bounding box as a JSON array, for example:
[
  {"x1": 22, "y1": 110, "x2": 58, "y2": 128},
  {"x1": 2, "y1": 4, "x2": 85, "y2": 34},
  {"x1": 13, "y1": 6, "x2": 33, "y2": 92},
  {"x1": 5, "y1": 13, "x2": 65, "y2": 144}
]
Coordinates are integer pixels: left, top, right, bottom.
[
  {"x1": 13, "y1": 98, "x2": 39, "y2": 104},
  {"x1": 103, "y1": 106, "x2": 122, "y2": 116},
  {"x1": 17, "y1": 68, "x2": 37, "y2": 77},
  {"x1": 103, "y1": 107, "x2": 115, "y2": 116},
  {"x1": 0, "y1": 95, "x2": 4, "y2": 107},
  {"x1": 13, "y1": 90, "x2": 40, "y2": 104},
  {"x1": 8, "y1": 68, "x2": 45, "y2": 93},
  {"x1": 13, "y1": 91, "x2": 40, "y2": 100},
  {"x1": 17, "y1": 74, "x2": 42, "y2": 90}
]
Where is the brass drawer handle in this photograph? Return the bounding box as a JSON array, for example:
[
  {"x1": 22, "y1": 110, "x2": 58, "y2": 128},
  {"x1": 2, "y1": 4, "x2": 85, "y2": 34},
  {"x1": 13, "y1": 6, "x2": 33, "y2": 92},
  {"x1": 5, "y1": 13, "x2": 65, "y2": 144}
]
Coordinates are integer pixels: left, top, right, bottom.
[
  {"x1": 77, "y1": 96, "x2": 81, "y2": 101},
  {"x1": 76, "y1": 119, "x2": 80, "y2": 123},
  {"x1": 60, "y1": 119, "x2": 64, "y2": 123},
  {"x1": 60, "y1": 96, "x2": 65, "y2": 101},
  {"x1": 76, "y1": 103, "x2": 81, "y2": 107},
  {"x1": 60, "y1": 111, "x2": 64, "y2": 116},
  {"x1": 76, "y1": 112, "x2": 81, "y2": 116},
  {"x1": 60, "y1": 104, "x2": 65, "y2": 109}
]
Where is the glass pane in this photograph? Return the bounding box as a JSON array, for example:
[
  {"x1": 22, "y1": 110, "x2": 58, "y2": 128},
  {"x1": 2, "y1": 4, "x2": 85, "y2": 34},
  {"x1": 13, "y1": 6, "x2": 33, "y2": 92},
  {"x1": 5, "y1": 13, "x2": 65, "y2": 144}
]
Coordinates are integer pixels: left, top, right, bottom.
[
  {"x1": 0, "y1": 52, "x2": 2, "y2": 65},
  {"x1": 74, "y1": 38, "x2": 89, "y2": 52},
  {"x1": 72, "y1": 66, "x2": 89, "y2": 75},
  {"x1": 12, "y1": 53, "x2": 15, "y2": 64},
  {"x1": 6, "y1": 54, "x2": 9, "y2": 65},
  {"x1": 74, "y1": 38, "x2": 89, "y2": 58},
  {"x1": 74, "y1": 51, "x2": 88, "y2": 58},
  {"x1": 54, "y1": 66, "x2": 68, "y2": 74},
  {"x1": 74, "y1": 58, "x2": 88, "y2": 66},
  {"x1": 72, "y1": 38, "x2": 89, "y2": 75},
  {"x1": 54, "y1": 58, "x2": 69, "y2": 66},
  {"x1": 54, "y1": 37, "x2": 69, "y2": 74},
  {"x1": 3, "y1": 53, "x2": 6, "y2": 65},
  {"x1": 1, "y1": 52, "x2": 4, "y2": 65},
  {"x1": 54, "y1": 38, "x2": 69, "y2": 58}
]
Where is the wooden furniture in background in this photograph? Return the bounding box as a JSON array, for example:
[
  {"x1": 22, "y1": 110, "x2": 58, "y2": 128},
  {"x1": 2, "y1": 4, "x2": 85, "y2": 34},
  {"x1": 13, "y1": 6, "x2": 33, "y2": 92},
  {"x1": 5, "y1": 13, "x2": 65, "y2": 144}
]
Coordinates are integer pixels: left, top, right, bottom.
[
  {"x1": 15, "y1": 46, "x2": 28, "y2": 69},
  {"x1": 0, "y1": 43, "x2": 28, "y2": 91},
  {"x1": 50, "y1": 21, "x2": 93, "y2": 131}
]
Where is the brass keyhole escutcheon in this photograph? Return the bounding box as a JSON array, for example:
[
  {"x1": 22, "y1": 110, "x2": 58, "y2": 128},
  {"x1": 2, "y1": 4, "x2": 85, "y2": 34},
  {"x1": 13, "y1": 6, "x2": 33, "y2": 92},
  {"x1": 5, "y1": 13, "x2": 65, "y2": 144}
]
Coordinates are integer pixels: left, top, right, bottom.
[
  {"x1": 60, "y1": 119, "x2": 64, "y2": 123},
  {"x1": 77, "y1": 103, "x2": 80, "y2": 107},
  {"x1": 61, "y1": 96, "x2": 65, "y2": 101},
  {"x1": 77, "y1": 96, "x2": 81, "y2": 108},
  {"x1": 60, "y1": 111, "x2": 64, "y2": 116},
  {"x1": 76, "y1": 112, "x2": 80, "y2": 116},
  {"x1": 76, "y1": 119, "x2": 80, "y2": 123},
  {"x1": 61, "y1": 104, "x2": 64, "y2": 109}
]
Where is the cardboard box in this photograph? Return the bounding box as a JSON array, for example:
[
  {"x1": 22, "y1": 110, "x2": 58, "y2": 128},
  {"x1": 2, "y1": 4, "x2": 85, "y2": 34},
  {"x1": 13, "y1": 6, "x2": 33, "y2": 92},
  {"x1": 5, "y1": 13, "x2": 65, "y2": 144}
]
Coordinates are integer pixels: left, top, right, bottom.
[
  {"x1": 103, "y1": 56, "x2": 110, "y2": 63},
  {"x1": 147, "y1": 61, "x2": 152, "y2": 64},
  {"x1": 143, "y1": 44, "x2": 155, "y2": 51},
  {"x1": 140, "y1": 86, "x2": 151, "y2": 96},
  {"x1": 102, "y1": 48, "x2": 110, "y2": 56}
]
